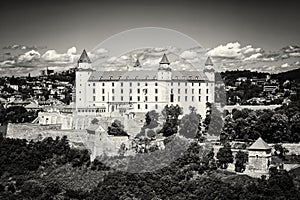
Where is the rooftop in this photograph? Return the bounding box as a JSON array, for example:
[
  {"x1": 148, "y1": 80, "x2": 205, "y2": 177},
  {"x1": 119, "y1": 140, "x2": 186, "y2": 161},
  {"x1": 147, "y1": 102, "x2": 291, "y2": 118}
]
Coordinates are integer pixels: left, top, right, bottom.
[{"x1": 248, "y1": 137, "x2": 271, "y2": 150}]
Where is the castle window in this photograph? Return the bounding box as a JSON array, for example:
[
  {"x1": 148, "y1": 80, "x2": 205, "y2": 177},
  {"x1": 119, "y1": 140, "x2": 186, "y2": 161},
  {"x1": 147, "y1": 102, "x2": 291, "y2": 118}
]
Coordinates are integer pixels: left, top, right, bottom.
[
  {"x1": 192, "y1": 82, "x2": 194, "y2": 86},
  {"x1": 192, "y1": 89, "x2": 194, "y2": 94},
  {"x1": 185, "y1": 82, "x2": 187, "y2": 86},
  {"x1": 130, "y1": 89, "x2": 132, "y2": 93},
  {"x1": 199, "y1": 89, "x2": 201, "y2": 94},
  {"x1": 130, "y1": 96, "x2": 132, "y2": 101},
  {"x1": 112, "y1": 82, "x2": 114, "y2": 87},
  {"x1": 102, "y1": 89, "x2": 105, "y2": 94},
  {"x1": 192, "y1": 96, "x2": 194, "y2": 101},
  {"x1": 137, "y1": 89, "x2": 140, "y2": 94},
  {"x1": 178, "y1": 82, "x2": 180, "y2": 86},
  {"x1": 155, "y1": 96, "x2": 158, "y2": 102},
  {"x1": 178, "y1": 89, "x2": 180, "y2": 94},
  {"x1": 185, "y1": 96, "x2": 187, "y2": 102},
  {"x1": 138, "y1": 104, "x2": 140, "y2": 109},
  {"x1": 155, "y1": 89, "x2": 158, "y2": 94},
  {"x1": 102, "y1": 96, "x2": 105, "y2": 101},
  {"x1": 206, "y1": 89, "x2": 209, "y2": 94},
  {"x1": 145, "y1": 82, "x2": 148, "y2": 86},
  {"x1": 112, "y1": 96, "x2": 115, "y2": 101},
  {"x1": 121, "y1": 89, "x2": 123, "y2": 94},
  {"x1": 145, "y1": 104, "x2": 148, "y2": 109},
  {"x1": 178, "y1": 96, "x2": 180, "y2": 102},
  {"x1": 145, "y1": 96, "x2": 148, "y2": 101},
  {"x1": 121, "y1": 96, "x2": 123, "y2": 101},
  {"x1": 138, "y1": 82, "x2": 140, "y2": 86},
  {"x1": 155, "y1": 104, "x2": 158, "y2": 109},
  {"x1": 93, "y1": 89, "x2": 95, "y2": 94},
  {"x1": 102, "y1": 83, "x2": 105, "y2": 86},
  {"x1": 206, "y1": 83, "x2": 208, "y2": 86},
  {"x1": 121, "y1": 82, "x2": 123, "y2": 87},
  {"x1": 93, "y1": 96, "x2": 96, "y2": 101},
  {"x1": 206, "y1": 96, "x2": 209, "y2": 102},
  {"x1": 155, "y1": 82, "x2": 158, "y2": 86},
  {"x1": 256, "y1": 155, "x2": 258, "y2": 159},
  {"x1": 138, "y1": 96, "x2": 140, "y2": 101},
  {"x1": 112, "y1": 89, "x2": 115, "y2": 94},
  {"x1": 198, "y1": 96, "x2": 201, "y2": 102},
  {"x1": 171, "y1": 89, "x2": 173, "y2": 93},
  {"x1": 130, "y1": 82, "x2": 132, "y2": 87},
  {"x1": 199, "y1": 83, "x2": 201, "y2": 86},
  {"x1": 93, "y1": 83, "x2": 95, "y2": 86},
  {"x1": 185, "y1": 89, "x2": 188, "y2": 94}
]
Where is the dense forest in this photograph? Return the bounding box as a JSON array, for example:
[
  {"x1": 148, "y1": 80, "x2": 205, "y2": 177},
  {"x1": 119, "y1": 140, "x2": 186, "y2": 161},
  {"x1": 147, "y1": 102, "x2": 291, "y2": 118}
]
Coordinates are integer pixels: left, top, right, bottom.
[
  {"x1": 222, "y1": 100, "x2": 300, "y2": 143},
  {"x1": 0, "y1": 135, "x2": 300, "y2": 199}
]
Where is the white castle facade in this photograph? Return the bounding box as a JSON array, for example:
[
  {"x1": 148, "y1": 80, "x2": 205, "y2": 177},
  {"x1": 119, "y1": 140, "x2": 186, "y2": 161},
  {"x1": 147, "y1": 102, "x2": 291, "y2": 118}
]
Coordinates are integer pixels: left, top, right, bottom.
[{"x1": 75, "y1": 50, "x2": 215, "y2": 119}]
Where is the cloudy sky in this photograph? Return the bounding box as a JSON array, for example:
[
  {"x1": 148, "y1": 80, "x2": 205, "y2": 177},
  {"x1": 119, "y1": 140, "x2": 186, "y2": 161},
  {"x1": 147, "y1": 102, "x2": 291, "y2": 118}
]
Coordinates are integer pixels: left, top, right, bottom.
[{"x1": 0, "y1": 0, "x2": 300, "y2": 76}]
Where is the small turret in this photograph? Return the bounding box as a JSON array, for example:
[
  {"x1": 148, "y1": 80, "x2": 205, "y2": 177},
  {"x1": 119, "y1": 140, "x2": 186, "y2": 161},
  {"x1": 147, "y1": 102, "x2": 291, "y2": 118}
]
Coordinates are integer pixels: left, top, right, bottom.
[{"x1": 133, "y1": 59, "x2": 142, "y2": 68}]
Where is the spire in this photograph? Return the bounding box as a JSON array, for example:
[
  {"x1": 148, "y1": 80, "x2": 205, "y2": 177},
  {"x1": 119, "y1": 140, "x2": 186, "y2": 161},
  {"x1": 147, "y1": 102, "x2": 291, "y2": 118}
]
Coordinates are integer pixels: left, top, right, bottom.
[
  {"x1": 78, "y1": 49, "x2": 91, "y2": 63},
  {"x1": 159, "y1": 53, "x2": 170, "y2": 65},
  {"x1": 134, "y1": 59, "x2": 141, "y2": 68},
  {"x1": 205, "y1": 56, "x2": 213, "y2": 66}
]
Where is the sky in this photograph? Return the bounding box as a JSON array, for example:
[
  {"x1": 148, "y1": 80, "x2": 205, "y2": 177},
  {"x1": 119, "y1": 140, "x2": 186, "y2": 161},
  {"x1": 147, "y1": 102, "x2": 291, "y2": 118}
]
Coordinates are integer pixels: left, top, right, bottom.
[{"x1": 0, "y1": 0, "x2": 300, "y2": 76}]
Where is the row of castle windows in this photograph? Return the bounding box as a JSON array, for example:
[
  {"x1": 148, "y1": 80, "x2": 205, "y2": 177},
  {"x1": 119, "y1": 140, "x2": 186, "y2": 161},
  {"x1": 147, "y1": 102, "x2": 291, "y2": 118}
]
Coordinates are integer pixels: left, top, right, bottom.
[
  {"x1": 87, "y1": 82, "x2": 210, "y2": 87},
  {"x1": 90, "y1": 88, "x2": 208, "y2": 95},
  {"x1": 88, "y1": 95, "x2": 209, "y2": 102}
]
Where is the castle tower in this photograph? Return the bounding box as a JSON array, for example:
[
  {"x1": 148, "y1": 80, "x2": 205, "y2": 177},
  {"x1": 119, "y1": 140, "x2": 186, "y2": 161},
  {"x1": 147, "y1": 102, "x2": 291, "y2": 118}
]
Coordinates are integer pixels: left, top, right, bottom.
[
  {"x1": 247, "y1": 137, "x2": 272, "y2": 174},
  {"x1": 158, "y1": 53, "x2": 172, "y2": 80},
  {"x1": 75, "y1": 50, "x2": 94, "y2": 113},
  {"x1": 204, "y1": 56, "x2": 215, "y2": 103}
]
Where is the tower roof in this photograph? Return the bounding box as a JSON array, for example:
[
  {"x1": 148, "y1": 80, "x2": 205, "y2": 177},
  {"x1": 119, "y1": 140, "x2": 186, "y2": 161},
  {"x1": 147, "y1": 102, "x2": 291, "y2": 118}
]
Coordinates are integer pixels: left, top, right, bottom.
[
  {"x1": 78, "y1": 49, "x2": 91, "y2": 63},
  {"x1": 205, "y1": 56, "x2": 213, "y2": 66},
  {"x1": 248, "y1": 137, "x2": 271, "y2": 150},
  {"x1": 159, "y1": 53, "x2": 170, "y2": 64},
  {"x1": 134, "y1": 59, "x2": 141, "y2": 67}
]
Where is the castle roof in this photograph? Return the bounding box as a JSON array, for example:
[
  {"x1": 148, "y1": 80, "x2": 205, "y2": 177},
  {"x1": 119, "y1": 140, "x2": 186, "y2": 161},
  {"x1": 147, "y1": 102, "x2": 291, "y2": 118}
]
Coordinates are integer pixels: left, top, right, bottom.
[
  {"x1": 134, "y1": 59, "x2": 141, "y2": 67},
  {"x1": 88, "y1": 70, "x2": 208, "y2": 81},
  {"x1": 159, "y1": 54, "x2": 170, "y2": 65},
  {"x1": 78, "y1": 49, "x2": 91, "y2": 63},
  {"x1": 248, "y1": 137, "x2": 271, "y2": 150},
  {"x1": 205, "y1": 57, "x2": 213, "y2": 66}
]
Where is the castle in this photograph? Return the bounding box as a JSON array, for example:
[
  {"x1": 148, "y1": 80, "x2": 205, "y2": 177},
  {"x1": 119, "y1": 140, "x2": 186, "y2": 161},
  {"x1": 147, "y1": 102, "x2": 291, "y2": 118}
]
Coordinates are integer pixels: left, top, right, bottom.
[{"x1": 75, "y1": 50, "x2": 215, "y2": 126}]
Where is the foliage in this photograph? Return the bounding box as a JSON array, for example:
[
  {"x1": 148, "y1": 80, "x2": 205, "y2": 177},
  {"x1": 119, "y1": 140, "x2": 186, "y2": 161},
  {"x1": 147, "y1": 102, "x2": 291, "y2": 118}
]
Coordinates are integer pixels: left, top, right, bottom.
[
  {"x1": 234, "y1": 151, "x2": 248, "y2": 172},
  {"x1": 160, "y1": 105, "x2": 183, "y2": 137},
  {"x1": 107, "y1": 120, "x2": 129, "y2": 137},
  {"x1": 216, "y1": 143, "x2": 234, "y2": 169}
]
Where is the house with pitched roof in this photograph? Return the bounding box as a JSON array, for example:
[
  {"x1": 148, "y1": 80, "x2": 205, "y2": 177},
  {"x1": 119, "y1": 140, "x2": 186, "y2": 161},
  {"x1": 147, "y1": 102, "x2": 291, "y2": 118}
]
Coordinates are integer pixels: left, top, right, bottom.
[{"x1": 247, "y1": 137, "x2": 272, "y2": 174}]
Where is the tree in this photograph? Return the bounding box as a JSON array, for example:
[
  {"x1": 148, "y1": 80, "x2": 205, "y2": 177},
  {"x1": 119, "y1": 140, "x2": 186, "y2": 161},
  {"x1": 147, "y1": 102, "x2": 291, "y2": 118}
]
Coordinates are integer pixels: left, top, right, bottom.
[
  {"x1": 107, "y1": 120, "x2": 129, "y2": 137},
  {"x1": 274, "y1": 144, "x2": 289, "y2": 160},
  {"x1": 179, "y1": 107, "x2": 203, "y2": 140},
  {"x1": 234, "y1": 151, "x2": 248, "y2": 172},
  {"x1": 216, "y1": 143, "x2": 234, "y2": 169},
  {"x1": 160, "y1": 105, "x2": 183, "y2": 137}
]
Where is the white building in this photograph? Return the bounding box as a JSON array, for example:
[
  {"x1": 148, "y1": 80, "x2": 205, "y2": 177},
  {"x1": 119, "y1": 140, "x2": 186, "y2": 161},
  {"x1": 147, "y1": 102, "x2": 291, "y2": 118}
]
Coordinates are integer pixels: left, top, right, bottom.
[{"x1": 75, "y1": 50, "x2": 215, "y2": 118}]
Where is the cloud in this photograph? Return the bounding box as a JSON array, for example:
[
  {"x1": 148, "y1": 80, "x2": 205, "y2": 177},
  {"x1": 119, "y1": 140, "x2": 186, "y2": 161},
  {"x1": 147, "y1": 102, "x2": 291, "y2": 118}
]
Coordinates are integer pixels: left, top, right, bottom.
[
  {"x1": 180, "y1": 50, "x2": 198, "y2": 60},
  {"x1": 281, "y1": 63, "x2": 290, "y2": 68},
  {"x1": 0, "y1": 60, "x2": 16, "y2": 67},
  {"x1": 17, "y1": 50, "x2": 40, "y2": 63},
  {"x1": 42, "y1": 47, "x2": 78, "y2": 64},
  {"x1": 207, "y1": 42, "x2": 243, "y2": 58},
  {"x1": 244, "y1": 53, "x2": 262, "y2": 61}
]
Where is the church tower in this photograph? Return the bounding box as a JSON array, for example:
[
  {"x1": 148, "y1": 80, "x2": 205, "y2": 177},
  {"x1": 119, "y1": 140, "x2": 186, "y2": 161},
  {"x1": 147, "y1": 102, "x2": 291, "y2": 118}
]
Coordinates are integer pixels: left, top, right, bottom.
[
  {"x1": 77, "y1": 49, "x2": 92, "y2": 69},
  {"x1": 157, "y1": 54, "x2": 172, "y2": 80}
]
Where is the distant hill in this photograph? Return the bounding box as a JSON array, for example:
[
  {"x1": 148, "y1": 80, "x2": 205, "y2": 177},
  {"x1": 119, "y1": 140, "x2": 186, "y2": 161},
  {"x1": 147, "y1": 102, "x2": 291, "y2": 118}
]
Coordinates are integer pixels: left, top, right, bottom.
[{"x1": 273, "y1": 67, "x2": 300, "y2": 81}]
